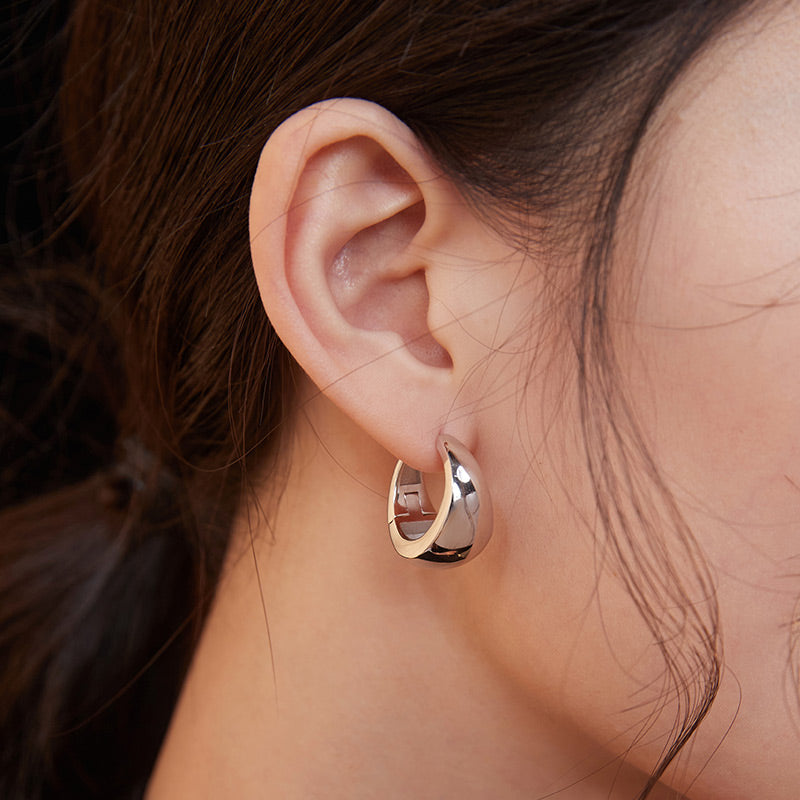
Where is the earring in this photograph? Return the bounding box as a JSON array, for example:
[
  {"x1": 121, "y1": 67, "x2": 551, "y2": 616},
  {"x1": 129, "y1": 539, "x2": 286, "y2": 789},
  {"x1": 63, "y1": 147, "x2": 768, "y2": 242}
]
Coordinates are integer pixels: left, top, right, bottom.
[{"x1": 388, "y1": 435, "x2": 492, "y2": 565}]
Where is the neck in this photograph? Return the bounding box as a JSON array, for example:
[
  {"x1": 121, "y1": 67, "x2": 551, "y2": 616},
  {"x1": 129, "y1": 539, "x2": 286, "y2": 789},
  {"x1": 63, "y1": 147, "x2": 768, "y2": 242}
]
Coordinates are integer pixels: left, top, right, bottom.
[{"x1": 147, "y1": 389, "x2": 671, "y2": 799}]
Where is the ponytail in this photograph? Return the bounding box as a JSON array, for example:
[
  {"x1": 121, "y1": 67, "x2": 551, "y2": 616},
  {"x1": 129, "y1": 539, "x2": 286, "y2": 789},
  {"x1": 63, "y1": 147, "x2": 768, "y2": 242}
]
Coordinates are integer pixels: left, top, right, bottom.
[{"x1": 0, "y1": 268, "x2": 204, "y2": 798}]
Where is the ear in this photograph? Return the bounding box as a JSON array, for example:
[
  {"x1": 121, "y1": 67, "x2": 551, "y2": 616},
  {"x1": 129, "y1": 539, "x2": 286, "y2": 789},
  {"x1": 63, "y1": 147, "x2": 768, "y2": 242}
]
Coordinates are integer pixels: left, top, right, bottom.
[{"x1": 249, "y1": 99, "x2": 525, "y2": 472}]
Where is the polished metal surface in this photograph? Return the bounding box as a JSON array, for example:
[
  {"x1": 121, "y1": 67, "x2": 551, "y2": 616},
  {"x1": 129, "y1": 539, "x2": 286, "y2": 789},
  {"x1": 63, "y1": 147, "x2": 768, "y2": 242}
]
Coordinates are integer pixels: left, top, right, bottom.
[{"x1": 388, "y1": 435, "x2": 492, "y2": 565}]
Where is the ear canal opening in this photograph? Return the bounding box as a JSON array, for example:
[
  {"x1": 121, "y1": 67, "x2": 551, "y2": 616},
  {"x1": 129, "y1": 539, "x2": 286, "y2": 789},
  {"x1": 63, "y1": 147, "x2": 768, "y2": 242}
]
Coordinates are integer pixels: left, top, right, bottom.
[{"x1": 330, "y1": 201, "x2": 452, "y2": 369}]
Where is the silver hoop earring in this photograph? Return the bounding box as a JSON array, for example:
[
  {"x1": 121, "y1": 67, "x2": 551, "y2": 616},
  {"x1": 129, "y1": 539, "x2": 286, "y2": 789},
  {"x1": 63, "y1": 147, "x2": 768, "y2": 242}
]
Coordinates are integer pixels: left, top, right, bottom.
[{"x1": 388, "y1": 435, "x2": 492, "y2": 565}]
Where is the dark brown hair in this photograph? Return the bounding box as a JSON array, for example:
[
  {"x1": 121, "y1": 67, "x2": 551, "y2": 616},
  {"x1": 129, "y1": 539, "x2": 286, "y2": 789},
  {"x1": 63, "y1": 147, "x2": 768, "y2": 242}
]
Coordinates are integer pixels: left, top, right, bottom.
[{"x1": 1, "y1": 1, "x2": 756, "y2": 797}]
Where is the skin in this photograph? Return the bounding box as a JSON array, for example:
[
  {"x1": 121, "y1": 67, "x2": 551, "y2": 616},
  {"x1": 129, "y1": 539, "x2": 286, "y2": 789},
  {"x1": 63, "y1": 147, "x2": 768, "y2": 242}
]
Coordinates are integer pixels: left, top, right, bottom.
[{"x1": 148, "y1": 3, "x2": 800, "y2": 798}]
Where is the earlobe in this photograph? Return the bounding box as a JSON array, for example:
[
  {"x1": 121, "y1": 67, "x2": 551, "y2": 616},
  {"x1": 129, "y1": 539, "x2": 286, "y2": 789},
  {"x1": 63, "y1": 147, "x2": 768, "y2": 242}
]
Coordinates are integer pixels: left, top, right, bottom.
[{"x1": 248, "y1": 99, "x2": 525, "y2": 471}]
